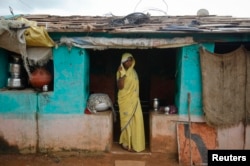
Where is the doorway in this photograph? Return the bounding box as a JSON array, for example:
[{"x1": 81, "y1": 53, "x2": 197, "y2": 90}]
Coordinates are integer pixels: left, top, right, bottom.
[{"x1": 88, "y1": 48, "x2": 177, "y2": 144}]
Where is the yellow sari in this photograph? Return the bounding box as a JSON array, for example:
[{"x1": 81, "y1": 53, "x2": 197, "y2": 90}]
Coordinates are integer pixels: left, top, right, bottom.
[{"x1": 117, "y1": 53, "x2": 145, "y2": 152}]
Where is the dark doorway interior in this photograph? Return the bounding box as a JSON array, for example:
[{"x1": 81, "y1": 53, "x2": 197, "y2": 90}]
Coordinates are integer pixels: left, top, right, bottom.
[
  {"x1": 214, "y1": 42, "x2": 250, "y2": 53},
  {"x1": 88, "y1": 48, "x2": 177, "y2": 144}
]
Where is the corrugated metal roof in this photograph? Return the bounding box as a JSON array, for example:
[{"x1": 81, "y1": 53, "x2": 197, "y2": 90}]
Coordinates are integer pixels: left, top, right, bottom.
[{"x1": 22, "y1": 13, "x2": 250, "y2": 33}]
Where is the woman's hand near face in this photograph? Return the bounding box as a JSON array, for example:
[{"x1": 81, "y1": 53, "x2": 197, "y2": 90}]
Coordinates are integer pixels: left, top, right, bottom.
[
  {"x1": 118, "y1": 65, "x2": 123, "y2": 73},
  {"x1": 117, "y1": 66, "x2": 126, "y2": 90},
  {"x1": 118, "y1": 65, "x2": 126, "y2": 78}
]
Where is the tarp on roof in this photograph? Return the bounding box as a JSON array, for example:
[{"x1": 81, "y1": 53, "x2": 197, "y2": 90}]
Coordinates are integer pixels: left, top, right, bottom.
[
  {"x1": 0, "y1": 29, "x2": 26, "y2": 54},
  {"x1": 59, "y1": 36, "x2": 195, "y2": 49},
  {"x1": 17, "y1": 17, "x2": 55, "y2": 47},
  {"x1": 0, "y1": 18, "x2": 55, "y2": 48},
  {"x1": 0, "y1": 18, "x2": 55, "y2": 77},
  {"x1": 24, "y1": 26, "x2": 55, "y2": 47}
]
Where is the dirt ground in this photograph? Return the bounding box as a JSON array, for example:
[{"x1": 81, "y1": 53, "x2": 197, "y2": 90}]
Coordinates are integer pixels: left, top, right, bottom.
[{"x1": 0, "y1": 149, "x2": 180, "y2": 166}]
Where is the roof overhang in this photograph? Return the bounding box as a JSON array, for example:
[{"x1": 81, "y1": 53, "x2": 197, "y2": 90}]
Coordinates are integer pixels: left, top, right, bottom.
[{"x1": 59, "y1": 36, "x2": 195, "y2": 49}]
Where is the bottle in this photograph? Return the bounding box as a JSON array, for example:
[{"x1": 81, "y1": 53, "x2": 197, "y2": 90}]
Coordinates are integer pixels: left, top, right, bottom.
[{"x1": 153, "y1": 98, "x2": 159, "y2": 111}]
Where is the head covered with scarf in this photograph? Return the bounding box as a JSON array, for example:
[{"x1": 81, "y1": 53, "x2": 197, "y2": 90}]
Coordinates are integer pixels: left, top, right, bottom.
[{"x1": 117, "y1": 52, "x2": 135, "y2": 79}]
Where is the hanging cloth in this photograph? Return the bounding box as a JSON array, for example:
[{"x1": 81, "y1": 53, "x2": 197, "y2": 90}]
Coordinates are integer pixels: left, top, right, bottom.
[
  {"x1": 200, "y1": 46, "x2": 247, "y2": 127},
  {"x1": 246, "y1": 50, "x2": 250, "y2": 124}
]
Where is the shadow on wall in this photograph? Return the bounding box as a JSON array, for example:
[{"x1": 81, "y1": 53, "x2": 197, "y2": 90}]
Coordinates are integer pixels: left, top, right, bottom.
[{"x1": 0, "y1": 136, "x2": 19, "y2": 154}]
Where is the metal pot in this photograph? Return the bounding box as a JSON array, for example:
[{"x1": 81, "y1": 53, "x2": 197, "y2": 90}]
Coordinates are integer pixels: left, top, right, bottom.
[
  {"x1": 9, "y1": 63, "x2": 21, "y2": 78},
  {"x1": 7, "y1": 78, "x2": 24, "y2": 89},
  {"x1": 29, "y1": 67, "x2": 52, "y2": 89},
  {"x1": 7, "y1": 55, "x2": 24, "y2": 89}
]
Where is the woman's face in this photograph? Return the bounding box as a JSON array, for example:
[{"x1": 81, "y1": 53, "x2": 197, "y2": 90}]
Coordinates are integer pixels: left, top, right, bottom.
[{"x1": 123, "y1": 57, "x2": 133, "y2": 69}]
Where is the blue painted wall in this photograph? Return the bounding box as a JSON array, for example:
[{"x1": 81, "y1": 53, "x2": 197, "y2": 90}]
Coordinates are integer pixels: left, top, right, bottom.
[
  {"x1": 0, "y1": 49, "x2": 37, "y2": 118},
  {"x1": 175, "y1": 44, "x2": 214, "y2": 116},
  {"x1": 0, "y1": 90, "x2": 37, "y2": 117},
  {"x1": 38, "y1": 46, "x2": 89, "y2": 114},
  {"x1": 0, "y1": 46, "x2": 89, "y2": 115}
]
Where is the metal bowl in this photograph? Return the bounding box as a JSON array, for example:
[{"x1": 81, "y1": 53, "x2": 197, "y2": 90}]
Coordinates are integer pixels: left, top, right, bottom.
[{"x1": 95, "y1": 103, "x2": 109, "y2": 111}]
